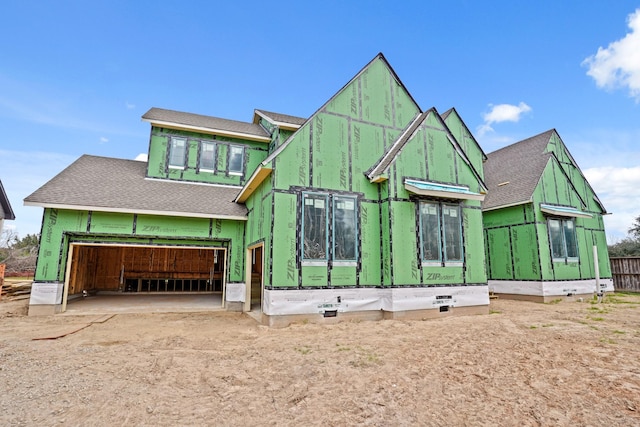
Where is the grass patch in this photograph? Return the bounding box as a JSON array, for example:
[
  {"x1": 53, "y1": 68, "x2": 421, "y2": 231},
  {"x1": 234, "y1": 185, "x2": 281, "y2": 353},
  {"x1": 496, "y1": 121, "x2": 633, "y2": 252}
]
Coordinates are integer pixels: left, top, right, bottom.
[
  {"x1": 545, "y1": 299, "x2": 563, "y2": 305},
  {"x1": 599, "y1": 337, "x2": 616, "y2": 344},
  {"x1": 295, "y1": 346, "x2": 312, "y2": 355},
  {"x1": 589, "y1": 316, "x2": 605, "y2": 322},
  {"x1": 542, "y1": 323, "x2": 554, "y2": 327},
  {"x1": 489, "y1": 309, "x2": 501, "y2": 314},
  {"x1": 613, "y1": 330, "x2": 626, "y2": 335},
  {"x1": 529, "y1": 325, "x2": 538, "y2": 329}
]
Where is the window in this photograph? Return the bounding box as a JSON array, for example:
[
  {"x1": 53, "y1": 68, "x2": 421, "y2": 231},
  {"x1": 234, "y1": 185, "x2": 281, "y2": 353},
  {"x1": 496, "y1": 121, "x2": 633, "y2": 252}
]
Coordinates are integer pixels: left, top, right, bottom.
[
  {"x1": 228, "y1": 146, "x2": 244, "y2": 175},
  {"x1": 303, "y1": 193, "x2": 328, "y2": 260},
  {"x1": 419, "y1": 201, "x2": 463, "y2": 265},
  {"x1": 333, "y1": 196, "x2": 357, "y2": 261},
  {"x1": 199, "y1": 141, "x2": 216, "y2": 171},
  {"x1": 548, "y1": 218, "x2": 578, "y2": 262},
  {"x1": 168, "y1": 137, "x2": 187, "y2": 168},
  {"x1": 302, "y1": 193, "x2": 359, "y2": 262}
]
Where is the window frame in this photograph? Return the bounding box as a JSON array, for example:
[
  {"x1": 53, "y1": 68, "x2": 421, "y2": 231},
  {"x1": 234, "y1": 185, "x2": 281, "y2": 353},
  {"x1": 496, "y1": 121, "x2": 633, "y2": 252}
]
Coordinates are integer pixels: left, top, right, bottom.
[
  {"x1": 228, "y1": 145, "x2": 245, "y2": 175},
  {"x1": 418, "y1": 200, "x2": 464, "y2": 267},
  {"x1": 198, "y1": 141, "x2": 217, "y2": 172},
  {"x1": 301, "y1": 192, "x2": 329, "y2": 263},
  {"x1": 332, "y1": 195, "x2": 358, "y2": 265},
  {"x1": 168, "y1": 137, "x2": 187, "y2": 169},
  {"x1": 548, "y1": 217, "x2": 579, "y2": 263}
]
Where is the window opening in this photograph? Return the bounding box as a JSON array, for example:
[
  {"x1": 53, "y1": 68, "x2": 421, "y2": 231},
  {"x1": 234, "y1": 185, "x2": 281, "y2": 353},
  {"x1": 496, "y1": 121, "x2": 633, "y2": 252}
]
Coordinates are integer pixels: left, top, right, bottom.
[
  {"x1": 168, "y1": 137, "x2": 187, "y2": 168},
  {"x1": 419, "y1": 201, "x2": 463, "y2": 265},
  {"x1": 333, "y1": 196, "x2": 357, "y2": 261},
  {"x1": 548, "y1": 218, "x2": 578, "y2": 262},
  {"x1": 228, "y1": 146, "x2": 244, "y2": 175},
  {"x1": 199, "y1": 141, "x2": 216, "y2": 171}
]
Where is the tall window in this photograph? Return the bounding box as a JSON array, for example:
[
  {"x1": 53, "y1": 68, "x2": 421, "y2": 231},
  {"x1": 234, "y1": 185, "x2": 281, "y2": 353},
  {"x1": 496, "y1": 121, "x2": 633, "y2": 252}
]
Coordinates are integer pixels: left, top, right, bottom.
[
  {"x1": 302, "y1": 193, "x2": 358, "y2": 262},
  {"x1": 228, "y1": 146, "x2": 244, "y2": 175},
  {"x1": 333, "y1": 196, "x2": 357, "y2": 261},
  {"x1": 419, "y1": 201, "x2": 463, "y2": 265},
  {"x1": 168, "y1": 137, "x2": 187, "y2": 168},
  {"x1": 303, "y1": 193, "x2": 328, "y2": 260},
  {"x1": 548, "y1": 218, "x2": 578, "y2": 261},
  {"x1": 199, "y1": 141, "x2": 216, "y2": 171}
]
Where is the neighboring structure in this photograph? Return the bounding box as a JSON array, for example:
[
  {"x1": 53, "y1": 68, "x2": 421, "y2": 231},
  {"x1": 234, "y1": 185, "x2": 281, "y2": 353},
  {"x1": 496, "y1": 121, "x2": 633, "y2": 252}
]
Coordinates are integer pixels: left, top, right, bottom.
[
  {"x1": 25, "y1": 53, "x2": 491, "y2": 323},
  {"x1": 0, "y1": 179, "x2": 16, "y2": 235},
  {"x1": 482, "y1": 130, "x2": 613, "y2": 301}
]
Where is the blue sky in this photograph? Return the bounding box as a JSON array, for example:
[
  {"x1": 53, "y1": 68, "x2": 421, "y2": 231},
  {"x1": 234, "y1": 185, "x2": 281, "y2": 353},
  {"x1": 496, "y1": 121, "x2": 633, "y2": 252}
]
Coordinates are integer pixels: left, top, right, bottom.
[{"x1": 1, "y1": 1, "x2": 639, "y2": 242}]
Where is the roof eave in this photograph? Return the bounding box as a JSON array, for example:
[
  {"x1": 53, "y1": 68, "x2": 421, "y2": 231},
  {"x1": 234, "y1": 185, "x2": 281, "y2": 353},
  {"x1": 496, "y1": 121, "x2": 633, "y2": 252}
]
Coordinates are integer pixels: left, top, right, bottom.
[
  {"x1": 235, "y1": 165, "x2": 273, "y2": 203},
  {"x1": 23, "y1": 201, "x2": 248, "y2": 221},
  {"x1": 142, "y1": 118, "x2": 271, "y2": 143},
  {"x1": 482, "y1": 200, "x2": 532, "y2": 212},
  {"x1": 253, "y1": 110, "x2": 302, "y2": 131}
]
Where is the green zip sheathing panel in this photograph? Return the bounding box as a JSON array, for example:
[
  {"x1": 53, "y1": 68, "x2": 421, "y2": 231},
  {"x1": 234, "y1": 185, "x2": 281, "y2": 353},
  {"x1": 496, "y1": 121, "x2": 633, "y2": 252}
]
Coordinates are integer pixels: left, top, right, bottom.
[
  {"x1": 389, "y1": 200, "x2": 420, "y2": 285},
  {"x1": 146, "y1": 127, "x2": 268, "y2": 186},
  {"x1": 330, "y1": 266, "x2": 357, "y2": 287},
  {"x1": 484, "y1": 205, "x2": 526, "y2": 229},
  {"x1": 244, "y1": 175, "x2": 273, "y2": 288},
  {"x1": 136, "y1": 215, "x2": 211, "y2": 238},
  {"x1": 359, "y1": 201, "x2": 381, "y2": 286},
  {"x1": 36, "y1": 209, "x2": 88, "y2": 281},
  {"x1": 89, "y1": 212, "x2": 135, "y2": 234},
  {"x1": 486, "y1": 227, "x2": 514, "y2": 279},
  {"x1": 443, "y1": 110, "x2": 485, "y2": 179},
  {"x1": 510, "y1": 224, "x2": 541, "y2": 280},
  {"x1": 270, "y1": 192, "x2": 298, "y2": 288},
  {"x1": 355, "y1": 124, "x2": 386, "y2": 198},
  {"x1": 301, "y1": 266, "x2": 328, "y2": 287},
  {"x1": 274, "y1": 125, "x2": 310, "y2": 189},
  {"x1": 380, "y1": 200, "x2": 392, "y2": 286},
  {"x1": 464, "y1": 207, "x2": 488, "y2": 284},
  {"x1": 324, "y1": 57, "x2": 418, "y2": 128}
]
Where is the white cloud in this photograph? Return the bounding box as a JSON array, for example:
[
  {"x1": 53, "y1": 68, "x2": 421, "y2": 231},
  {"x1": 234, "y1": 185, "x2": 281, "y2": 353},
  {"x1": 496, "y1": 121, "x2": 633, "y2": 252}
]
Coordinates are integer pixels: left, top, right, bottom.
[
  {"x1": 134, "y1": 153, "x2": 148, "y2": 162},
  {"x1": 477, "y1": 102, "x2": 532, "y2": 136},
  {"x1": 126, "y1": 102, "x2": 136, "y2": 110},
  {"x1": 583, "y1": 165, "x2": 640, "y2": 243},
  {"x1": 582, "y1": 8, "x2": 640, "y2": 101},
  {"x1": 100, "y1": 137, "x2": 109, "y2": 143}
]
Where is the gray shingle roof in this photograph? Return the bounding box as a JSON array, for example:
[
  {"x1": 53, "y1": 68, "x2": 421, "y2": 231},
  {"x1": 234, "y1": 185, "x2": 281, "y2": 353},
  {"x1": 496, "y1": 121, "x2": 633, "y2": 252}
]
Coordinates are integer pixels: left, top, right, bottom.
[
  {"x1": 24, "y1": 155, "x2": 247, "y2": 219},
  {"x1": 142, "y1": 107, "x2": 269, "y2": 139},
  {"x1": 254, "y1": 109, "x2": 306, "y2": 126},
  {"x1": 482, "y1": 130, "x2": 555, "y2": 210},
  {"x1": 0, "y1": 179, "x2": 16, "y2": 220}
]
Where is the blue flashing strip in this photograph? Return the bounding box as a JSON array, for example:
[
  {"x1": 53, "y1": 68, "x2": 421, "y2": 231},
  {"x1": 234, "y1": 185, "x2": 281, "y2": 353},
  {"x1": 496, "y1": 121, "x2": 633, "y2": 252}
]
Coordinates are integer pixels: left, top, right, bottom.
[
  {"x1": 405, "y1": 179, "x2": 482, "y2": 198},
  {"x1": 540, "y1": 204, "x2": 592, "y2": 218}
]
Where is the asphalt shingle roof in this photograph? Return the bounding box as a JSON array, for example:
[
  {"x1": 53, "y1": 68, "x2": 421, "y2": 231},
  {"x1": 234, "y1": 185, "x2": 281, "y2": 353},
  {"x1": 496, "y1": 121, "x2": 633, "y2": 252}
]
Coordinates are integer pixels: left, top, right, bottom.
[
  {"x1": 482, "y1": 130, "x2": 554, "y2": 210},
  {"x1": 142, "y1": 107, "x2": 270, "y2": 139},
  {"x1": 25, "y1": 155, "x2": 248, "y2": 218},
  {"x1": 254, "y1": 109, "x2": 306, "y2": 126}
]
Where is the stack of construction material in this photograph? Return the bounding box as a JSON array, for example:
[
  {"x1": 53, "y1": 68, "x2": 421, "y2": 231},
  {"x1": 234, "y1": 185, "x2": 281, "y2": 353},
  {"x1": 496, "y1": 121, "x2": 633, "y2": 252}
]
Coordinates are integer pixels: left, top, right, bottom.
[{"x1": 0, "y1": 279, "x2": 32, "y2": 300}]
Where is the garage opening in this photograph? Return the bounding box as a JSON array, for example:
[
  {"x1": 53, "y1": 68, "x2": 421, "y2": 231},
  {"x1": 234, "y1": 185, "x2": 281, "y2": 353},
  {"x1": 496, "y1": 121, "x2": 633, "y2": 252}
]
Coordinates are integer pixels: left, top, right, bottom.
[{"x1": 67, "y1": 245, "x2": 225, "y2": 296}]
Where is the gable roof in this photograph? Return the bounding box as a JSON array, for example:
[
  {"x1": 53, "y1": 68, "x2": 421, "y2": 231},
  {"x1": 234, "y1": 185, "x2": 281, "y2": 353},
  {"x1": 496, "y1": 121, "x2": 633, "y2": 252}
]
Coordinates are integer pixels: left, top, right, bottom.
[
  {"x1": 0, "y1": 180, "x2": 15, "y2": 220},
  {"x1": 253, "y1": 109, "x2": 306, "y2": 130},
  {"x1": 482, "y1": 129, "x2": 596, "y2": 212},
  {"x1": 259, "y1": 53, "x2": 422, "y2": 168},
  {"x1": 142, "y1": 107, "x2": 271, "y2": 142},
  {"x1": 365, "y1": 108, "x2": 488, "y2": 192},
  {"x1": 483, "y1": 130, "x2": 554, "y2": 210},
  {"x1": 442, "y1": 107, "x2": 488, "y2": 161},
  {"x1": 24, "y1": 155, "x2": 248, "y2": 220}
]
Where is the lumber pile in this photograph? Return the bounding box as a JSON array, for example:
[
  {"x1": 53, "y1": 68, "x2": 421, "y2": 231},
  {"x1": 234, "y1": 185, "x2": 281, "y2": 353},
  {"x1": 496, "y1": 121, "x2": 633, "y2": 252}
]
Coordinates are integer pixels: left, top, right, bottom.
[{"x1": 0, "y1": 280, "x2": 32, "y2": 300}]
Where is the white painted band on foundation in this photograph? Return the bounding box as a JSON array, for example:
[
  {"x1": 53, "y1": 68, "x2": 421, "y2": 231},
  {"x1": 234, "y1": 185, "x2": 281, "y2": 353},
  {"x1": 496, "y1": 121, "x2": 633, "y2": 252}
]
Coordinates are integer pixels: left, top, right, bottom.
[
  {"x1": 488, "y1": 279, "x2": 614, "y2": 296},
  {"x1": 262, "y1": 285, "x2": 489, "y2": 316}
]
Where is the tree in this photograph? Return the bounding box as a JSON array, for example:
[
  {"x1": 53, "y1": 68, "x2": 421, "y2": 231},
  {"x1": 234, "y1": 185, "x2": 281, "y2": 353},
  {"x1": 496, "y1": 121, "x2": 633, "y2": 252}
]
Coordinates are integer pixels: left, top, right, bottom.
[
  {"x1": 0, "y1": 229, "x2": 38, "y2": 275},
  {"x1": 630, "y1": 215, "x2": 640, "y2": 240}
]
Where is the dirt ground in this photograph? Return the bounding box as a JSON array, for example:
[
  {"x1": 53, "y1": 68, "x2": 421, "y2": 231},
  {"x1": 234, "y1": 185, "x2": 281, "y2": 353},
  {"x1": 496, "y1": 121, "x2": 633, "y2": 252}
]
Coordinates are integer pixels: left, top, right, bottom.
[{"x1": 1, "y1": 294, "x2": 639, "y2": 427}]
